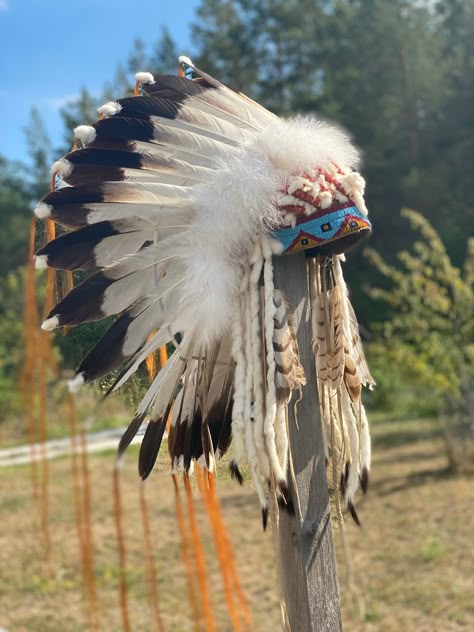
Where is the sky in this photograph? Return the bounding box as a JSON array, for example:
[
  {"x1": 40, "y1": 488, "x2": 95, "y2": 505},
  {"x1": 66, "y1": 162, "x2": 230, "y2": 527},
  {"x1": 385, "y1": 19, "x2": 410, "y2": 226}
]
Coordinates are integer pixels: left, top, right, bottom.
[{"x1": 0, "y1": 0, "x2": 200, "y2": 165}]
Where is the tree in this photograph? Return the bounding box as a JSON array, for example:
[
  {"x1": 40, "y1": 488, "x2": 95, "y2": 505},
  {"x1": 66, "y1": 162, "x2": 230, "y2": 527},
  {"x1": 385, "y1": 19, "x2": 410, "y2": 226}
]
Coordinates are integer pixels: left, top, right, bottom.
[{"x1": 366, "y1": 209, "x2": 473, "y2": 407}]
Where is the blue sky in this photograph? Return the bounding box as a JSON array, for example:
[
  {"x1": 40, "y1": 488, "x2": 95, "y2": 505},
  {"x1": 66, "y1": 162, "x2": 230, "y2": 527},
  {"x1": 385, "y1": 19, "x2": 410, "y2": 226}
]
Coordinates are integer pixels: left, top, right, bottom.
[{"x1": 0, "y1": 0, "x2": 200, "y2": 165}]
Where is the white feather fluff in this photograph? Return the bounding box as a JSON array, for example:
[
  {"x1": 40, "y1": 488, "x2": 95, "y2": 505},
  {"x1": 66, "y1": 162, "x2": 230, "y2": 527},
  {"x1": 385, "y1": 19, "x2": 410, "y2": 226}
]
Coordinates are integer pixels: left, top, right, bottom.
[
  {"x1": 74, "y1": 125, "x2": 96, "y2": 145},
  {"x1": 248, "y1": 115, "x2": 360, "y2": 173},
  {"x1": 34, "y1": 202, "x2": 52, "y2": 219},
  {"x1": 180, "y1": 149, "x2": 284, "y2": 345}
]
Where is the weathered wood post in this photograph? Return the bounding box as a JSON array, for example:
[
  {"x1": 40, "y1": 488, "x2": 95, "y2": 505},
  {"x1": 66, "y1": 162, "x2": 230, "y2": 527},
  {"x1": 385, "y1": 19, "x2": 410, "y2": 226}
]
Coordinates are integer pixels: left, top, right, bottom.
[{"x1": 273, "y1": 252, "x2": 342, "y2": 632}]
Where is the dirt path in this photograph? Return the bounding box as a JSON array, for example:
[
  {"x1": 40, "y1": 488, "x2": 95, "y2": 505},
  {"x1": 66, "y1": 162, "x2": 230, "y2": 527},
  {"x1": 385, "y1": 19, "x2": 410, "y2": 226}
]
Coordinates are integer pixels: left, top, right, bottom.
[{"x1": 0, "y1": 425, "x2": 147, "y2": 467}]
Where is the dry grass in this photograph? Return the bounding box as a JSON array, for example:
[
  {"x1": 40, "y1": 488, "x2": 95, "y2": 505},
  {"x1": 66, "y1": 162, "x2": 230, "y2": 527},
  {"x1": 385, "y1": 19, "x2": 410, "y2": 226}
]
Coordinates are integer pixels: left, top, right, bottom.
[{"x1": 0, "y1": 416, "x2": 473, "y2": 631}]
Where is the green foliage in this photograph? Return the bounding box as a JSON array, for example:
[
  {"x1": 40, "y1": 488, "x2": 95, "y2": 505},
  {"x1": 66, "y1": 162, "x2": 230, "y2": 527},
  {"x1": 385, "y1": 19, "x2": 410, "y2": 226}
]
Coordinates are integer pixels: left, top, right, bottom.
[{"x1": 366, "y1": 209, "x2": 474, "y2": 404}]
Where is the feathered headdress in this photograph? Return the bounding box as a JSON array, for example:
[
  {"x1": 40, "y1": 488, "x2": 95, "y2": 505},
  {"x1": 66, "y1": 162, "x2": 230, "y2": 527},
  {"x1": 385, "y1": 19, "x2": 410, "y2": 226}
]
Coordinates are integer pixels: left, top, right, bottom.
[{"x1": 34, "y1": 57, "x2": 374, "y2": 525}]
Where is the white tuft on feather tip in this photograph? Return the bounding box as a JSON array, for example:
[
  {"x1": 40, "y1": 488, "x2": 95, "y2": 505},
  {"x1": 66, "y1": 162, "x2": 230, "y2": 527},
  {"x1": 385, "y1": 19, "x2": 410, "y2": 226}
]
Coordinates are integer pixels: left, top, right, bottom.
[
  {"x1": 34, "y1": 202, "x2": 52, "y2": 219},
  {"x1": 34, "y1": 255, "x2": 48, "y2": 270},
  {"x1": 50, "y1": 158, "x2": 72, "y2": 178},
  {"x1": 178, "y1": 55, "x2": 194, "y2": 67},
  {"x1": 41, "y1": 315, "x2": 59, "y2": 331},
  {"x1": 68, "y1": 372, "x2": 85, "y2": 394},
  {"x1": 73, "y1": 125, "x2": 96, "y2": 145},
  {"x1": 97, "y1": 101, "x2": 122, "y2": 117},
  {"x1": 134, "y1": 71, "x2": 155, "y2": 84}
]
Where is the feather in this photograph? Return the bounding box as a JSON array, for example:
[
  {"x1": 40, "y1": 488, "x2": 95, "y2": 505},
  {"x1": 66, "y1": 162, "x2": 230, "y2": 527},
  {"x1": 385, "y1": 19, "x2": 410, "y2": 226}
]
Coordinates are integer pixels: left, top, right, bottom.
[
  {"x1": 312, "y1": 289, "x2": 329, "y2": 383},
  {"x1": 176, "y1": 58, "x2": 275, "y2": 128},
  {"x1": 272, "y1": 289, "x2": 305, "y2": 405},
  {"x1": 37, "y1": 213, "x2": 191, "y2": 270},
  {"x1": 91, "y1": 116, "x2": 241, "y2": 161},
  {"x1": 328, "y1": 285, "x2": 344, "y2": 390},
  {"x1": 38, "y1": 181, "x2": 190, "y2": 226},
  {"x1": 42, "y1": 246, "x2": 182, "y2": 328},
  {"x1": 347, "y1": 301, "x2": 376, "y2": 388},
  {"x1": 138, "y1": 416, "x2": 169, "y2": 479},
  {"x1": 59, "y1": 146, "x2": 210, "y2": 187},
  {"x1": 118, "y1": 411, "x2": 147, "y2": 457},
  {"x1": 139, "y1": 343, "x2": 189, "y2": 479},
  {"x1": 95, "y1": 96, "x2": 251, "y2": 148},
  {"x1": 76, "y1": 291, "x2": 179, "y2": 383},
  {"x1": 343, "y1": 348, "x2": 362, "y2": 403}
]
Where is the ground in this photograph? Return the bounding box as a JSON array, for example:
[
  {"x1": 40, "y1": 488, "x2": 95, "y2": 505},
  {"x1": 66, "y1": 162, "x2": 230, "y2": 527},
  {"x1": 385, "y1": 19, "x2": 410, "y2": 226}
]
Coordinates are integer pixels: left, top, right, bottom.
[{"x1": 0, "y1": 416, "x2": 473, "y2": 631}]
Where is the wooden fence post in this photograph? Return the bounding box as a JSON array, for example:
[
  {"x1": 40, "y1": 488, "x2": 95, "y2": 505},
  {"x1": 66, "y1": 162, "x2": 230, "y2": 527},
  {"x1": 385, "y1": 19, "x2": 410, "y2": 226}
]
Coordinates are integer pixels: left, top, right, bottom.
[{"x1": 273, "y1": 252, "x2": 342, "y2": 632}]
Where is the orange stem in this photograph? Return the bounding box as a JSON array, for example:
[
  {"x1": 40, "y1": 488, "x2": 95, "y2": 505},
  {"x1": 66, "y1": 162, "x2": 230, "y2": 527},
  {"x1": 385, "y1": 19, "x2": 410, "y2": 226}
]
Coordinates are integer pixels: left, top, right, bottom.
[
  {"x1": 113, "y1": 464, "x2": 131, "y2": 632},
  {"x1": 207, "y1": 472, "x2": 252, "y2": 629},
  {"x1": 22, "y1": 216, "x2": 39, "y2": 505},
  {"x1": 80, "y1": 428, "x2": 100, "y2": 631},
  {"x1": 172, "y1": 475, "x2": 201, "y2": 631},
  {"x1": 183, "y1": 473, "x2": 216, "y2": 632},
  {"x1": 139, "y1": 482, "x2": 165, "y2": 632}
]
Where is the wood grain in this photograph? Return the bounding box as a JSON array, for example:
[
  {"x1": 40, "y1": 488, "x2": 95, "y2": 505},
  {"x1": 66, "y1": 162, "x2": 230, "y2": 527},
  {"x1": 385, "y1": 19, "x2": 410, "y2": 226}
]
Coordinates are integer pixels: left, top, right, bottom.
[{"x1": 274, "y1": 253, "x2": 342, "y2": 632}]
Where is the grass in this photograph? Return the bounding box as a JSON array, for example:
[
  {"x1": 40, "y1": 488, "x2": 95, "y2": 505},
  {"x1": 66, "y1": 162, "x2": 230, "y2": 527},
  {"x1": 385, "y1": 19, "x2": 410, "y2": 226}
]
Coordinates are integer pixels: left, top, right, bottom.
[{"x1": 1, "y1": 416, "x2": 473, "y2": 631}]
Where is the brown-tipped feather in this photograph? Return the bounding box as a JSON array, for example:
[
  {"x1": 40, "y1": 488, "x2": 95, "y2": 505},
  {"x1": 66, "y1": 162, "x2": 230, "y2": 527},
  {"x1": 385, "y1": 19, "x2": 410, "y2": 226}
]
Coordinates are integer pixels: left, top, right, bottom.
[
  {"x1": 360, "y1": 466, "x2": 369, "y2": 494},
  {"x1": 262, "y1": 507, "x2": 269, "y2": 531},
  {"x1": 138, "y1": 417, "x2": 167, "y2": 480},
  {"x1": 347, "y1": 301, "x2": 376, "y2": 388},
  {"x1": 118, "y1": 412, "x2": 147, "y2": 457},
  {"x1": 343, "y1": 350, "x2": 362, "y2": 403},
  {"x1": 328, "y1": 285, "x2": 344, "y2": 389},
  {"x1": 348, "y1": 501, "x2": 361, "y2": 527},
  {"x1": 273, "y1": 290, "x2": 305, "y2": 405},
  {"x1": 229, "y1": 460, "x2": 244, "y2": 485}
]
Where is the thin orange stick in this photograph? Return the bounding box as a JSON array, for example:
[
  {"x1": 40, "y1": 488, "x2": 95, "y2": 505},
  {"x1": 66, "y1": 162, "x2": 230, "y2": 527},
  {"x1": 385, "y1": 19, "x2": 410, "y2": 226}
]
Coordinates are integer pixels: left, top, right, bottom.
[
  {"x1": 159, "y1": 345, "x2": 168, "y2": 368},
  {"x1": 38, "y1": 330, "x2": 51, "y2": 562},
  {"x1": 196, "y1": 466, "x2": 243, "y2": 632},
  {"x1": 67, "y1": 394, "x2": 99, "y2": 630},
  {"x1": 208, "y1": 471, "x2": 252, "y2": 630},
  {"x1": 145, "y1": 331, "x2": 159, "y2": 383},
  {"x1": 172, "y1": 475, "x2": 201, "y2": 631},
  {"x1": 113, "y1": 463, "x2": 131, "y2": 632},
  {"x1": 79, "y1": 427, "x2": 100, "y2": 631},
  {"x1": 22, "y1": 216, "x2": 40, "y2": 505},
  {"x1": 139, "y1": 482, "x2": 165, "y2": 632},
  {"x1": 183, "y1": 473, "x2": 216, "y2": 632}
]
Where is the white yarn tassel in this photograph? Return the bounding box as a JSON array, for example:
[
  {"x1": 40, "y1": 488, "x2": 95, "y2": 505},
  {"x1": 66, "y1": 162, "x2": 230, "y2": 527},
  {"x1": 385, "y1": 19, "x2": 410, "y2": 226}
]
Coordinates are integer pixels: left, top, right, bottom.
[
  {"x1": 230, "y1": 266, "x2": 249, "y2": 465},
  {"x1": 242, "y1": 264, "x2": 268, "y2": 512},
  {"x1": 249, "y1": 240, "x2": 270, "y2": 480},
  {"x1": 261, "y1": 236, "x2": 287, "y2": 487}
]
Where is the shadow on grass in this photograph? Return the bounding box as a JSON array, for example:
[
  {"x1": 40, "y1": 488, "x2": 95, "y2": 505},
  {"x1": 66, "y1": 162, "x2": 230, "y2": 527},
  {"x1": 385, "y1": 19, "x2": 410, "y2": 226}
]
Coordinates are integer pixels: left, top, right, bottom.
[
  {"x1": 375, "y1": 466, "x2": 454, "y2": 497},
  {"x1": 372, "y1": 425, "x2": 443, "y2": 450}
]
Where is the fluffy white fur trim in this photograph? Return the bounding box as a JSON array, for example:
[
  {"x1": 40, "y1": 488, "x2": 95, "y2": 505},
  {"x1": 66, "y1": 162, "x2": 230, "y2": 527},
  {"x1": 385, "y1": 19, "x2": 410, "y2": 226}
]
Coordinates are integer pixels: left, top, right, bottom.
[
  {"x1": 51, "y1": 158, "x2": 72, "y2": 178},
  {"x1": 34, "y1": 255, "x2": 48, "y2": 270},
  {"x1": 68, "y1": 372, "x2": 85, "y2": 394},
  {"x1": 247, "y1": 115, "x2": 360, "y2": 172},
  {"x1": 73, "y1": 125, "x2": 96, "y2": 145},
  {"x1": 180, "y1": 150, "x2": 283, "y2": 345},
  {"x1": 34, "y1": 202, "x2": 52, "y2": 219},
  {"x1": 97, "y1": 101, "x2": 122, "y2": 117},
  {"x1": 41, "y1": 315, "x2": 59, "y2": 331},
  {"x1": 135, "y1": 71, "x2": 155, "y2": 84}
]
